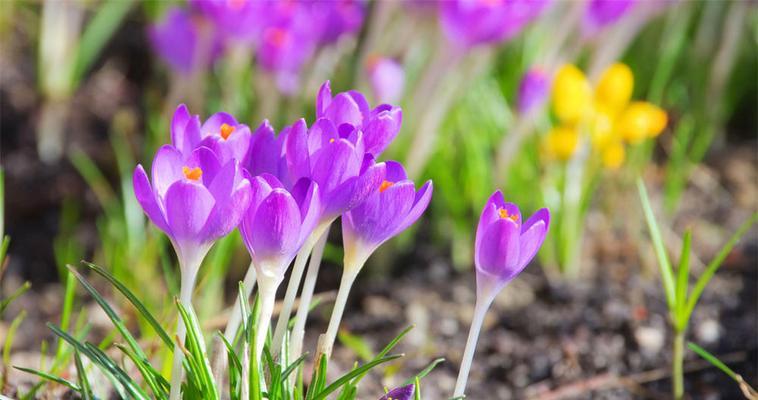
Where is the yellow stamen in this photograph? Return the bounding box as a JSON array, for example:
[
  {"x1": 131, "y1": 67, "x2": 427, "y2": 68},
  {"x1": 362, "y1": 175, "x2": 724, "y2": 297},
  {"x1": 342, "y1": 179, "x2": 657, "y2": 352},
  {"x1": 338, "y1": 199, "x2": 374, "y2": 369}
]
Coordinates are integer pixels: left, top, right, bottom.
[
  {"x1": 265, "y1": 27, "x2": 288, "y2": 47},
  {"x1": 379, "y1": 180, "x2": 394, "y2": 193},
  {"x1": 182, "y1": 166, "x2": 203, "y2": 181},
  {"x1": 329, "y1": 138, "x2": 335, "y2": 143},
  {"x1": 220, "y1": 123, "x2": 235, "y2": 140},
  {"x1": 498, "y1": 208, "x2": 518, "y2": 222}
]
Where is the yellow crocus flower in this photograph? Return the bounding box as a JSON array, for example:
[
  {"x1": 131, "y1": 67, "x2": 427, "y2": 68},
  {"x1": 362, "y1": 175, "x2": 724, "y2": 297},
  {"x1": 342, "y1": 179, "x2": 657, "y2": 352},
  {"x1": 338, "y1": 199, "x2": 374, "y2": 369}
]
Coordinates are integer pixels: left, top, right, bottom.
[
  {"x1": 595, "y1": 63, "x2": 634, "y2": 115},
  {"x1": 601, "y1": 141, "x2": 626, "y2": 169},
  {"x1": 545, "y1": 126, "x2": 580, "y2": 161},
  {"x1": 552, "y1": 65, "x2": 592, "y2": 125},
  {"x1": 617, "y1": 101, "x2": 668, "y2": 144}
]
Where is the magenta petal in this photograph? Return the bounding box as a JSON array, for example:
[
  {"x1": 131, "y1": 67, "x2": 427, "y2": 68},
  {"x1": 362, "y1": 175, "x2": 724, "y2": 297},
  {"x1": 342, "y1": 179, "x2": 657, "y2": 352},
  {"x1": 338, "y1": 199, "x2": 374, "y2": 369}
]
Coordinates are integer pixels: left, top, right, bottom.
[
  {"x1": 363, "y1": 107, "x2": 401, "y2": 156},
  {"x1": 291, "y1": 178, "x2": 321, "y2": 244},
  {"x1": 151, "y1": 145, "x2": 185, "y2": 199},
  {"x1": 475, "y1": 190, "x2": 505, "y2": 259},
  {"x1": 284, "y1": 119, "x2": 310, "y2": 182},
  {"x1": 383, "y1": 160, "x2": 409, "y2": 182},
  {"x1": 395, "y1": 180, "x2": 433, "y2": 235},
  {"x1": 477, "y1": 218, "x2": 521, "y2": 279},
  {"x1": 133, "y1": 165, "x2": 170, "y2": 233},
  {"x1": 324, "y1": 93, "x2": 363, "y2": 128},
  {"x1": 250, "y1": 190, "x2": 301, "y2": 266},
  {"x1": 307, "y1": 118, "x2": 340, "y2": 156},
  {"x1": 347, "y1": 181, "x2": 415, "y2": 246},
  {"x1": 316, "y1": 80, "x2": 332, "y2": 117},
  {"x1": 346, "y1": 90, "x2": 370, "y2": 121},
  {"x1": 517, "y1": 208, "x2": 550, "y2": 267},
  {"x1": 311, "y1": 139, "x2": 362, "y2": 195},
  {"x1": 207, "y1": 160, "x2": 236, "y2": 201},
  {"x1": 202, "y1": 176, "x2": 251, "y2": 240},
  {"x1": 164, "y1": 180, "x2": 215, "y2": 245},
  {"x1": 246, "y1": 120, "x2": 280, "y2": 176}
]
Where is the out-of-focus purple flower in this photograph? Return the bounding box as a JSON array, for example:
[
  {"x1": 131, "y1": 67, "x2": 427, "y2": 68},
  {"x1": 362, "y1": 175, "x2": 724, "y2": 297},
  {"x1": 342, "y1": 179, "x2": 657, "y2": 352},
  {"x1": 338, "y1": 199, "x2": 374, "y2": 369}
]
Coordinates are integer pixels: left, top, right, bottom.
[
  {"x1": 284, "y1": 118, "x2": 386, "y2": 221},
  {"x1": 239, "y1": 174, "x2": 320, "y2": 283},
  {"x1": 133, "y1": 145, "x2": 252, "y2": 268},
  {"x1": 343, "y1": 161, "x2": 432, "y2": 267},
  {"x1": 148, "y1": 7, "x2": 223, "y2": 75},
  {"x1": 311, "y1": 0, "x2": 366, "y2": 44},
  {"x1": 190, "y1": 0, "x2": 265, "y2": 43},
  {"x1": 475, "y1": 191, "x2": 549, "y2": 298},
  {"x1": 583, "y1": 0, "x2": 636, "y2": 34},
  {"x1": 366, "y1": 56, "x2": 405, "y2": 105},
  {"x1": 171, "y1": 105, "x2": 252, "y2": 166},
  {"x1": 440, "y1": 0, "x2": 550, "y2": 49},
  {"x1": 245, "y1": 120, "x2": 291, "y2": 184},
  {"x1": 378, "y1": 384, "x2": 415, "y2": 400},
  {"x1": 517, "y1": 67, "x2": 549, "y2": 114},
  {"x1": 316, "y1": 81, "x2": 402, "y2": 157}
]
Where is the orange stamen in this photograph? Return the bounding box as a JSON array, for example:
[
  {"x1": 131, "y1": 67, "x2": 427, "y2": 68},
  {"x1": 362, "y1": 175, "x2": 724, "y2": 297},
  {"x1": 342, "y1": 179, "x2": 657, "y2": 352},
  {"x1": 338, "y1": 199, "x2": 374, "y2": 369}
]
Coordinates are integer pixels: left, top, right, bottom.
[
  {"x1": 329, "y1": 138, "x2": 335, "y2": 143},
  {"x1": 498, "y1": 208, "x2": 518, "y2": 222},
  {"x1": 182, "y1": 166, "x2": 203, "y2": 181},
  {"x1": 379, "y1": 180, "x2": 394, "y2": 193},
  {"x1": 265, "y1": 27, "x2": 289, "y2": 47},
  {"x1": 220, "y1": 123, "x2": 235, "y2": 140}
]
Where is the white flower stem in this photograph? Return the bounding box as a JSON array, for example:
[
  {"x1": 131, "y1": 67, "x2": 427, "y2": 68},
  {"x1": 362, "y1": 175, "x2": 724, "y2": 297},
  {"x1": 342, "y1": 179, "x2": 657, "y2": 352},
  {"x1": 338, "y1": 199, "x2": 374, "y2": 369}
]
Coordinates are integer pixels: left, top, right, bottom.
[
  {"x1": 321, "y1": 266, "x2": 361, "y2": 360},
  {"x1": 254, "y1": 282, "x2": 278, "y2": 362},
  {"x1": 453, "y1": 295, "x2": 494, "y2": 398},
  {"x1": 289, "y1": 227, "x2": 330, "y2": 361},
  {"x1": 169, "y1": 260, "x2": 200, "y2": 400}
]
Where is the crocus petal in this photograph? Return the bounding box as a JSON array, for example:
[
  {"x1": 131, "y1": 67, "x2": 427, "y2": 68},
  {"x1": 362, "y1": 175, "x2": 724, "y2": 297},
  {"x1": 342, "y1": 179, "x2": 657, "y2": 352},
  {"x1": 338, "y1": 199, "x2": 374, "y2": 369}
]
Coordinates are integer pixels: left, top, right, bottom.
[
  {"x1": 348, "y1": 181, "x2": 416, "y2": 246},
  {"x1": 379, "y1": 384, "x2": 415, "y2": 400},
  {"x1": 316, "y1": 80, "x2": 332, "y2": 117},
  {"x1": 151, "y1": 145, "x2": 185, "y2": 199},
  {"x1": 322, "y1": 159, "x2": 385, "y2": 218},
  {"x1": 307, "y1": 118, "x2": 340, "y2": 156},
  {"x1": 185, "y1": 146, "x2": 222, "y2": 187},
  {"x1": 290, "y1": 178, "x2": 321, "y2": 245},
  {"x1": 501, "y1": 202, "x2": 522, "y2": 226},
  {"x1": 247, "y1": 174, "x2": 277, "y2": 219},
  {"x1": 284, "y1": 119, "x2": 311, "y2": 182},
  {"x1": 202, "y1": 174, "x2": 252, "y2": 240},
  {"x1": 517, "y1": 208, "x2": 550, "y2": 268},
  {"x1": 250, "y1": 190, "x2": 301, "y2": 268},
  {"x1": 133, "y1": 165, "x2": 170, "y2": 233},
  {"x1": 171, "y1": 104, "x2": 198, "y2": 156},
  {"x1": 347, "y1": 90, "x2": 370, "y2": 122},
  {"x1": 164, "y1": 180, "x2": 215, "y2": 245},
  {"x1": 310, "y1": 139, "x2": 362, "y2": 195},
  {"x1": 384, "y1": 160, "x2": 409, "y2": 182},
  {"x1": 201, "y1": 112, "x2": 238, "y2": 138},
  {"x1": 475, "y1": 190, "x2": 506, "y2": 259},
  {"x1": 363, "y1": 107, "x2": 402, "y2": 156},
  {"x1": 394, "y1": 180, "x2": 433, "y2": 235},
  {"x1": 246, "y1": 120, "x2": 280, "y2": 176},
  {"x1": 324, "y1": 92, "x2": 363, "y2": 128},
  {"x1": 476, "y1": 218, "x2": 521, "y2": 279}
]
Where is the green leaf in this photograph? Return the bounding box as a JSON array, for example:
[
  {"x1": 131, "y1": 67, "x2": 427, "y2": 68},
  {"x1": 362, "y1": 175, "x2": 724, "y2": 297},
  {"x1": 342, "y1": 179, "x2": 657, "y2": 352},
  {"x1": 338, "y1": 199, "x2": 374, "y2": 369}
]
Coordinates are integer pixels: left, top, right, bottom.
[
  {"x1": 74, "y1": 350, "x2": 93, "y2": 400},
  {"x1": 3, "y1": 310, "x2": 26, "y2": 370},
  {"x1": 637, "y1": 179, "x2": 677, "y2": 310},
  {"x1": 674, "y1": 229, "x2": 692, "y2": 328},
  {"x1": 115, "y1": 343, "x2": 169, "y2": 399},
  {"x1": 83, "y1": 261, "x2": 173, "y2": 348},
  {"x1": 176, "y1": 299, "x2": 219, "y2": 400},
  {"x1": 402, "y1": 357, "x2": 445, "y2": 386},
  {"x1": 311, "y1": 354, "x2": 404, "y2": 400},
  {"x1": 13, "y1": 366, "x2": 81, "y2": 392},
  {"x1": 683, "y1": 213, "x2": 757, "y2": 321},
  {"x1": 0, "y1": 281, "x2": 30, "y2": 316},
  {"x1": 687, "y1": 342, "x2": 738, "y2": 381}
]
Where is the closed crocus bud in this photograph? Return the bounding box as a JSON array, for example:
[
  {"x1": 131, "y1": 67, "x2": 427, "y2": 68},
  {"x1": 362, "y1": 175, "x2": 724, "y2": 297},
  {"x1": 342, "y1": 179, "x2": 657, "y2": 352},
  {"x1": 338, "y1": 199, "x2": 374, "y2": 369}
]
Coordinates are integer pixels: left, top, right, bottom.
[
  {"x1": 245, "y1": 120, "x2": 291, "y2": 185},
  {"x1": 475, "y1": 191, "x2": 550, "y2": 299},
  {"x1": 285, "y1": 118, "x2": 386, "y2": 223},
  {"x1": 342, "y1": 161, "x2": 433, "y2": 272},
  {"x1": 379, "y1": 384, "x2": 415, "y2": 400},
  {"x1": 317, "y1": 81, "x2": 402, "y2": 157},
  {"x1": 617, "y1": 101, "x2": 667, "y2": 144},
  {"x1": 583, "y1": 0, "x2": 636, "y2": 35},
  {"x1": 517, "y1": 67, "x2": 549, "y2": 114},
  {"x1": 544, "y1": 126, "x2": 580, "y2": 161},
  {"x1": 367, "y1": 56, "x2": 405, "y2": 105},
  {"x1": 170, "y1": 104, "x2": 252, "y2": 165},
  {"x1": 552, "y1": 64, "x2": 592, "y2": 124},
  {"x1": 133, "y1": 145, "x2": 251, "y2": 271},
  {"x1": 595, "y1": 63, "x2": 634, "y2": 115}
]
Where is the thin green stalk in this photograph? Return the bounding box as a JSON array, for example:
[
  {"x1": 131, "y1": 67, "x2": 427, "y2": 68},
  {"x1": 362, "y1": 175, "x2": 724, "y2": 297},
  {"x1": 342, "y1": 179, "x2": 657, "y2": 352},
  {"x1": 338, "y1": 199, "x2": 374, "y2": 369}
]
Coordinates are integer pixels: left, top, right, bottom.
[{"x1": 673, "y1": 330, "x2": 685, "y2": 400}]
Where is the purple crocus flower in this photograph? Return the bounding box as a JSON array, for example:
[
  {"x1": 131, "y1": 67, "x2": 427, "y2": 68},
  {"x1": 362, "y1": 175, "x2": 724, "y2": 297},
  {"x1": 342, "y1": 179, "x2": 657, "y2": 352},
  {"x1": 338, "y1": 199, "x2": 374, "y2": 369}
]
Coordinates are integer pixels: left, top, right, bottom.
[
  {"x1": 342, "y1": 161, "x2": 432, "y2": 268},
  {"x1": 245, "y1": 120, "x2": 291, "y2": 185},
  {"x1": 379, "y1": 384, "x2": 415, "y2": 400},
  {"x1": 239, "y1": 174, "x2": 320, "y2": 285},
  {"x1": 133, "y1": 145, "x2": 252, "y2": 272},
  {"x1": 311, "y1": 0, "x2": 366, "y2": 44},
  {"x1": 284, "y1": 118, "x2": 386, "y2": 222},
  {"x1": 517, "y1": 67, "x2": 549, "y2": 114},
  {"x1": 475, "y1": 190, "x2": 549, "y2": 298},
  {"x1": 170, "y1": 104, "x2": 252, "y2": 166},
  {"x1": 440, "y1": 0, "x2": 550, "y2": 49},
  {"x1": 583, "y1": 0, "x2": 636, "y2": 34},
  {"x1": 316, "y1": 81, "x2": 402, "y2": 157},
  {"x1": 148, "y1": 7, "x2": 222, "y2": 75},
  {"x1": 190, "y1": 0, "x2": 265, "y2": 43},
  {"x1": 367, "y1": 56, "x2": 405, "y2": 104}
]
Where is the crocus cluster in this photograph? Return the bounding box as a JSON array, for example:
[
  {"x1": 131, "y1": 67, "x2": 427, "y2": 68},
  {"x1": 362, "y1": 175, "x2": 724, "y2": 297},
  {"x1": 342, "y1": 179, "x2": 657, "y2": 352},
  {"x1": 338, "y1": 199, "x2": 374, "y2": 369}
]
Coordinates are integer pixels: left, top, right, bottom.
[
  {"x1": 544, "y1": 62, "x2": 667, "y2": 169},
  {"x1": 133, "y1": 80, "x2": 430, "y2": 396},
  {"x1": 149, "y1": 0, "x2": 366, "y2": 92}
]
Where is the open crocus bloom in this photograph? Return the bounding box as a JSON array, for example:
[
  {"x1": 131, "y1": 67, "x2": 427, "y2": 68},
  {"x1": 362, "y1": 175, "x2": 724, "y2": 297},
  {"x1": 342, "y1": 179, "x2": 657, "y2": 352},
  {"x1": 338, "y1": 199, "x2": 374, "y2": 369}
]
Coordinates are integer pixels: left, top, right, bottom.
[
  {"x1": 316, "y1": 81, "x2": 402, "y2": 157},
  {"x1": 148, "y1": 6, "x2": 223, "y2": 75},
  {"x1": 378, "y1": 384, "x2": 415, "y2": 400},
  {"x1": 190, "y1": 0, "x2": 264, "y2": 44},
  {"x1": 440, "y1": 0, "x2": 549, "y2": 50},
  {"x1": 133, "y1": 145, "x2": 252, "y2": 270},
  {"x1": 170, "y1": 104, "x2": 252, "y2": 165},
  {"x1": 366, "y1": 56, "x2": 405, "y2": 105},
  {"x1": 342, "y1": 161, "x2": 432, "y2": 270},
  {"x1": 238, "y1": 174, "x2": 321, "y2": 285},
  {"x1": 475, "y1": 191, "x2": 549, "y2": 300},
  {"x1": 285, "y1": 118, "x2": 386, "y2": 222}
]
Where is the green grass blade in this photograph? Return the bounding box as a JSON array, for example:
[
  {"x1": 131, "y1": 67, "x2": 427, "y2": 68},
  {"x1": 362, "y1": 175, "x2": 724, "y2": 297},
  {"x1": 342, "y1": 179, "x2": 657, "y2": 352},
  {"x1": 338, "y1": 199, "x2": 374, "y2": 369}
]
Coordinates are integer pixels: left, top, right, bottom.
[
  {"x1": 637, "y1": 179, "x2": 676, "y2": 310},
  {"x1": 687, "y1": 342, "x2": 738, "y2": 381},
  {"x1": 13, "y1": 366, "x2": 81, "y2": 392},
  {"x1": 0, "y1": 281, "x2": 30, "y2": 316},
  {"x1": 176, "y1": 300, "x2": 219, "y2": 400},
  {"x1": 74, "y1": 350, "x2": 93, "y2": 400},
  {"x1": 311, "y1": 354, "x2": 404, "y2": 400},
  {"x1": 674, "y1": 229, "x2": 692, "y2": 328},
  {"x1": 3, "y1": 310, "x2": 26, "y2": 371},
  {"x1": 338, "y1": 330, "x2": 373, "y2": 362},
  {"x1": 115, "y1": 343, "x2": 169, "y2": 399},
  {"x1": 83, "y1": 261, "x2": 173, "y2": 348},
  {"x1": 352, "y1": 325, "x2": 414, "y2": 386},
  {"x1": 684, "y1": 214, "x2": 757, "y2": 321},
  {"x1": 402, "y1": 357, "x2": 445, "y2": 386}
]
